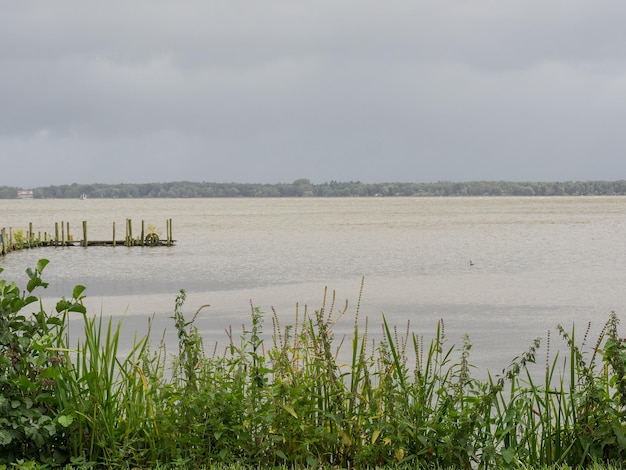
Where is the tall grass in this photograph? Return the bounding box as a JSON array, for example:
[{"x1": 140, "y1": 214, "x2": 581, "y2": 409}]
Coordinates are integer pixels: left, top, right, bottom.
[{"x1": 3, "y1": 262, "x2": 626, "y2": 468}]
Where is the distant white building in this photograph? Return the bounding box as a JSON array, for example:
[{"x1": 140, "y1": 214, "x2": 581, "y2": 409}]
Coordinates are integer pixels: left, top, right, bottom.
[{"x1": 17, "y1": 190, "x2": 34, "y2": 199}]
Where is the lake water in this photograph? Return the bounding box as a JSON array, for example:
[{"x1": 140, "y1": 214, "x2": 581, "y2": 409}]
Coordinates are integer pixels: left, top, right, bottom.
[{"x1": 2, "y1": 196, "x2": 626, "y2": 376}]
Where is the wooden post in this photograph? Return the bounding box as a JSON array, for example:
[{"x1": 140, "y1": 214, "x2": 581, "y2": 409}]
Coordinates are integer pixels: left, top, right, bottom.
[
  {"x1": 167, "y1": 218, "x2": 173, "y2": 246},
  {"x1": 55, "y1": 223, "x2": 59, "y2": 247},
  {"x1": 126, "y1": 219, "x2": 133, "y2": 246},
  {"x1": 112, "y1": 222, "x2": 116, "y2": 247},
  {"x1": 28, "y1": 222, "x2": 33, "y2": 248},
  {"x1": 67, "y1": 222, "x2": 71, "y2": 242},
  {"x1": 82, "y1": 221, "x2": 88, "y2": 247},
  {"x1": 1, "y1": 228, "x2": 5, "y2": 255},
  {"x1": 141, "y1": 220, "x2": 145, "y2": 246},
  {"x1": 61, "y1": 220, "x2": 66, "y2": 247}
]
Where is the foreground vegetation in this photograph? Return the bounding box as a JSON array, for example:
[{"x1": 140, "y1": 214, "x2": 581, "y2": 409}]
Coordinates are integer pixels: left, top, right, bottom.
[
  {"x1": 4, "y1": 179, "x2": 626, "y2": 199},
  {"x1": 2, "y1": 261, "x2": 626, "y2": 468}
]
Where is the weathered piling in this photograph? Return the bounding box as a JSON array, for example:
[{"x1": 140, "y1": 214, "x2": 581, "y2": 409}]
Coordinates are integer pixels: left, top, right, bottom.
[
  {"x1": 125, "y1": 219, "x2": 133, "y2": 247},
  {"x1": 82, "y1": 221, "x2": 88, "y2": 247},
  {"x1": 0, "y1": 227, "x2": 6, "y2": 256}
]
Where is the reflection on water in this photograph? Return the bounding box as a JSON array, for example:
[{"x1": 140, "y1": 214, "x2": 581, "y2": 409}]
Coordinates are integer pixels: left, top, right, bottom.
[{"x1": 1, "y1": 196, "x2": 625, "y2": 374}]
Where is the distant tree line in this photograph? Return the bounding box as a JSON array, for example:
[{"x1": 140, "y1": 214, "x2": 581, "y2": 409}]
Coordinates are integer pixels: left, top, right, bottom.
[{"x1": 3, "y1": 179, "x2": 626, "y2": 199}]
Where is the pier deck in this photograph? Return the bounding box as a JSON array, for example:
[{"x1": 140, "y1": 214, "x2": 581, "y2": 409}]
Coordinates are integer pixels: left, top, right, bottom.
[{"x1": 1, "y1": 218, "x2": 174, "y2": 257}]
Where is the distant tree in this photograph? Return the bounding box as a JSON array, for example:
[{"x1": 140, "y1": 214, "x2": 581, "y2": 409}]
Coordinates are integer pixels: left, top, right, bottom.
[{"x1": 2, "y1": 180, "x2": 626, "y2": 199}]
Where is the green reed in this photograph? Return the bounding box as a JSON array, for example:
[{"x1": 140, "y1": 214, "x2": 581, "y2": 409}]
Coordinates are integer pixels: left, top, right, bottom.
[
  {"x1": 3, "y1": 260, "x2": 626, "y2": 468},
  {"x1": 52, "y1": 284, "x2": 156, "y2": 464}
]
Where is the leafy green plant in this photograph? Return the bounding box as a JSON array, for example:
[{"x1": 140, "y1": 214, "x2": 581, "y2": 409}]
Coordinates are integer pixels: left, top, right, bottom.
[
  {"x1": 485, "y1": 315, "x2": 626, "y2": 469},
  {"x1": 10, "y1": 229, "x2": 26, "y2": 250},
  {"x1": 3, "y1": 259, "x2": 626, "y2": 469},
  {"x1": 53, "y1": 287, "x2": 155, "y2": 466},
  {"x1": 0, "y1": 260, "x2": 72, "y2": 465}
]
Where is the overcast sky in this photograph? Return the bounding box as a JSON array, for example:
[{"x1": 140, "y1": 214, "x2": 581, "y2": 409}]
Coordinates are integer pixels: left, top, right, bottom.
[{"x1": 2, "y1": 1, "x2": 626, "y2": 187}]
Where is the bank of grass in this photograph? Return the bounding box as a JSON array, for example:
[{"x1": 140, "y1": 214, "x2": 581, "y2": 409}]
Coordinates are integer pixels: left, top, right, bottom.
[
  {"x1": 7, "y1": 463, "x2": 626, "y2": 470},
  {"x1": 2, "y1": 260, "x2": 626, "y2": 468}
]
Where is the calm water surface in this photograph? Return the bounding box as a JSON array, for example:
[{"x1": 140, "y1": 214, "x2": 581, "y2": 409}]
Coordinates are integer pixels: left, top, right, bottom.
[{"x1": 2, "y1": 197, "x2": 626, "y2": 374}]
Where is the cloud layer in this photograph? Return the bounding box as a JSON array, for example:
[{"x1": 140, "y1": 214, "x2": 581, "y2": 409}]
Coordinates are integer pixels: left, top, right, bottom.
[{"x1": 2, "y1": 1, "x2": 626, "y2": 187}]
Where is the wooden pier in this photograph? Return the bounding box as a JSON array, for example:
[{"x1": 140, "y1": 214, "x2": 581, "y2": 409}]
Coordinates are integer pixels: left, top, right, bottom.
[{"x1": 0, "y1": 219, "x2": 174, "y2": 257}]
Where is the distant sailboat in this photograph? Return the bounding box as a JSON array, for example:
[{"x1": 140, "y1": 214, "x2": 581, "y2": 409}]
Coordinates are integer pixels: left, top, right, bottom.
[{"x1": 80, "y1": 193, "x2": 87, "y2": 200}]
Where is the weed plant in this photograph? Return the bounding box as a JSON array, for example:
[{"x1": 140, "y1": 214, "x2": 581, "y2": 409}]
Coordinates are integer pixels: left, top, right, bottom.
[{"x1": 2, "y1": 261, "x2": 626, "y2": 468}]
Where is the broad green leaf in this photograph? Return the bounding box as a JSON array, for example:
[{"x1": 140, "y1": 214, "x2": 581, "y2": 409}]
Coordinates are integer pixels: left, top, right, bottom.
[
  {"x1": 69, "y1": 303, "x2": 87, "y2": 314},
  {"x1": 46, "y1": 317, "x2": 63, "y2": 326},
  {"x1": 57, "y1": 415, "x2": 74, "y2": 428},
  {"x1": 26, "y1": 277, "x2": 41, "y2": 293},
  {"x1": 55, "y1": 299, "x2": 71, "y2": 313},
  {"x1": 0, "y1": 429, "x2": 12, "y2": 445},
  {"x1": 39, "y1": 367, "x2": 60, "y2": 379},
  {"x1": 43, "y1": 423, "x2": 57, "y2": 436},
  {"x1": 72, "y1": 285, "x2": 86, "y2": 299},
  {"x1": 501, "y1": 447, "x2": 515, "y2": 464},
  {"x1": 613, "y1": 423, "x2": 626, "y2": 450},
  {"x1": 36, "y1": 259, "x2": 49, "y2": 273},
  {"x1": 11, "y1": 298, "x2": 25, "y2": 311}
]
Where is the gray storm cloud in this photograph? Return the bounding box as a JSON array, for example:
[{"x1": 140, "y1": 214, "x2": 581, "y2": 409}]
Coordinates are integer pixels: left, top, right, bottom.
[{"x1": 2, "y1": 1, "x2": 625, "y2": 186}]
